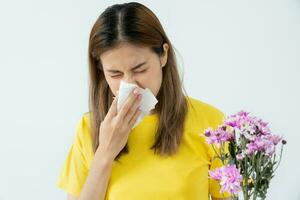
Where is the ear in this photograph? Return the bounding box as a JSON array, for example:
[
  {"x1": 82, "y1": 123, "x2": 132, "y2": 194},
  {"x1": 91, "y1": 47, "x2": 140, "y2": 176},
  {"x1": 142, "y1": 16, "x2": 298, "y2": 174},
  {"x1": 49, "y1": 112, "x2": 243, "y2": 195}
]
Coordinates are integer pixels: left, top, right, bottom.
[{"x1": 160, "y1": 43, "x2": 169, "y2": 68}]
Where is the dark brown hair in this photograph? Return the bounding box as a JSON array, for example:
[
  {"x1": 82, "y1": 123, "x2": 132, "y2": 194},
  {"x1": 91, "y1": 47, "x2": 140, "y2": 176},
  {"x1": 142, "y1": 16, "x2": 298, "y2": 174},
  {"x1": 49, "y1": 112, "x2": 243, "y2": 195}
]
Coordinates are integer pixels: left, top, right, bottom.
[{"x1": 88, "y1": 2, "x2": 188, "y2": 160}]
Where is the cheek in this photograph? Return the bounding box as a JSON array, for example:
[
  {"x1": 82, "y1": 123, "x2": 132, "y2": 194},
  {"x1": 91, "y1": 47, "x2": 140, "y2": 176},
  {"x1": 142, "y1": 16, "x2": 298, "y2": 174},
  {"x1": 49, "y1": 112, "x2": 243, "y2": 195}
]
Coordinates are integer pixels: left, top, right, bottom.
[
  {"x1": 105, "y1": 77, "x2": 120, "y2": 96},
  {"x1": 153, "y1": 72, "x2": 163, "y2": 96},
  {"x1": 140, "y1": 68, "x2": 162, "y2": 96}
]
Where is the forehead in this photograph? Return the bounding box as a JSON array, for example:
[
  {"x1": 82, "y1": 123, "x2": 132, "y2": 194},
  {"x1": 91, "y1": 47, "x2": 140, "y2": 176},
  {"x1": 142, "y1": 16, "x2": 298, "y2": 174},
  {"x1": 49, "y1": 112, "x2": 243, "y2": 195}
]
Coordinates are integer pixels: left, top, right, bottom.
[{"x1": 100, "y1": 43, "x2": 154, "y2": 70}]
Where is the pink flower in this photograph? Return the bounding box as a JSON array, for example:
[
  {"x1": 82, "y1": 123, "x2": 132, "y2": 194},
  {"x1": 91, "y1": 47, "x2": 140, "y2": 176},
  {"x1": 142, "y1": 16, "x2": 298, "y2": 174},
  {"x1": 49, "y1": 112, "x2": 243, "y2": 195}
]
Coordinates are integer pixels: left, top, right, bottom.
[
  {"x1": 209, "y1": 167, "x2": 223, "y2": 180},
  {"x1": 263, "y1": 140, "x2": 276, "y2": 157},
  {"x1": 266, "y1": 135, "x2": 283, "y2": 145},
  {"x1": 204, "y1": 125, "x2": 234, "y2": 147},
  {"x1": 204, "y1": 110, "x2": 287, "y2": 199},
  {"x1": 224, "y1": 110, "x2": 271, "y2": 141},
  {"x1": 209, "y1": 165, "x2": 242, "y2": 195},
  {"x1": 245, "y1": 134, "x2": 282, "y2": 157}
]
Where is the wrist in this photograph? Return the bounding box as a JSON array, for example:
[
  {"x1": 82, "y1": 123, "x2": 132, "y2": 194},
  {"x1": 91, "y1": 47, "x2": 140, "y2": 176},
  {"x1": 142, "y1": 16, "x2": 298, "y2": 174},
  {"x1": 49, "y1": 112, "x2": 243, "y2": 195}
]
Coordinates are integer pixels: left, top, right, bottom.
[{"x1": 95, "y1": 148, "x2": 115, "y2": 165}]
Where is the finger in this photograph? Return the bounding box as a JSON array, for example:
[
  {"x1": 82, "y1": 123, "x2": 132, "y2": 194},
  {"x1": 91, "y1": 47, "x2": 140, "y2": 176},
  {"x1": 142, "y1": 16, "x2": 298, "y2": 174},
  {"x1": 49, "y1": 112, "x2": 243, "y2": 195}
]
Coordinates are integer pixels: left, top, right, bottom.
[
  {"x1": 118, "y1": 87, "x2": 140, "y2": 120},
  {"x1": 106, "y1": 95, "x2": 118, "y2": 119},
  {"x1": 128, "y1": 106, "x2": 142, "y2": 127},
  {"x1": 124, "y1": 93, "x2": 142, "y2": 124}
]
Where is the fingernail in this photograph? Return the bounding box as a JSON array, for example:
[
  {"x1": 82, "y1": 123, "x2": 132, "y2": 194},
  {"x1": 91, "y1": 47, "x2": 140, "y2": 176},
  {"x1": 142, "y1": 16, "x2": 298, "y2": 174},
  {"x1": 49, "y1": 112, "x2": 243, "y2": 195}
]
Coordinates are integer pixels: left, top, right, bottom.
[{"x1": 133, "y1": 88, "x2": 139, "y2": 94}]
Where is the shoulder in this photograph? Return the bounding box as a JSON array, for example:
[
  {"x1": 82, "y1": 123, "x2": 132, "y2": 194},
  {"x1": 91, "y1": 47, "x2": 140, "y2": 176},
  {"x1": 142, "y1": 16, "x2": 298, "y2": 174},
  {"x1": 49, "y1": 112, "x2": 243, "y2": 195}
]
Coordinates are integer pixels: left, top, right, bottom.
[
  {"x1": 185, "y1": 96, "x2": 224, "y2": 117},
  {"x1": 81, "y1": 112, "x2": 91, "y2": 128},
  {"x1": 184, "y1": 96, "x2": 225, "y2": 131},
  {"x1": 74, "y1": 112, "x2": 91, "y2": 133}
]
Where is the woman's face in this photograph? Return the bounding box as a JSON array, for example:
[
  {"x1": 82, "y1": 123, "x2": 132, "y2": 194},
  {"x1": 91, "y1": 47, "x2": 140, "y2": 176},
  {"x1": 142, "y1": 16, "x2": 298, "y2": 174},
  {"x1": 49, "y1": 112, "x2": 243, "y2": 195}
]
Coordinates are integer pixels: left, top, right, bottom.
[{"x1": 100, "y1": 42, "x2": 169, "y2": 97}]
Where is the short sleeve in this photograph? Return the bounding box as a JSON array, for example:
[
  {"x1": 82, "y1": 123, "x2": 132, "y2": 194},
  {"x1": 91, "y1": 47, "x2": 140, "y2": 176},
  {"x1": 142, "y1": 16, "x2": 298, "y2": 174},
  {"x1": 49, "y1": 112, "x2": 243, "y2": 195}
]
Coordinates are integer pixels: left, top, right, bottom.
[
  {"x1": 206, "y1": 108, "x2": 232, "y2": 198},
  {"x1": 56, "y1": 114, "x2": 92, "y2": 197}
]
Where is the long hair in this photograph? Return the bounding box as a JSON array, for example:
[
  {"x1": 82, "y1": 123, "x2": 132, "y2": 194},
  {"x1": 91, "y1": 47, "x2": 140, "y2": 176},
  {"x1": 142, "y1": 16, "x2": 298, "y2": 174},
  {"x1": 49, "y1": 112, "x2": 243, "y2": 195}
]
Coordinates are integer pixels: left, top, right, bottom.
[{"x1": 88, "y1": 2, "x2": 188, "y2": 160}]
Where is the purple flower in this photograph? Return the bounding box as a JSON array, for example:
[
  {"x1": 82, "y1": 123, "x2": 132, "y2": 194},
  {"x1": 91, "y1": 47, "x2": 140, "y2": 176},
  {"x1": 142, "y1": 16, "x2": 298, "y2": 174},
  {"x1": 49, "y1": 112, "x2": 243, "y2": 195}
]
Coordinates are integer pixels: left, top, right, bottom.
[
  {"x1": 204, "y1": 128, "x2": 212, "y2": 137},
  {"x1": 245, "y1": 141, "x2": 257, "y2": 155},
  {"x1": 263, "y1": 139, "x2": 276, "y2": 157},
  {"x1": 282, "y1": 139, "x2": 287, "y2": 145},
  {"x1": 209, "y1": 167, "x2": 223, "y2": 180},
  {"x1": 204, "y1": 125, "x2": 234, "y2": 147},
  {"x1": 224, "y1": 110, "x2": 272, "y2": 141},
  {"x1": 204, "y1": 110, "x2": 287, "y2": 199},
  {"x1": 245, "y1": 134, "x2": 283, "y2": 157},
  {"x1": 209, "y1": 165, "x2": 242, "y2": 195},
  {"x1": 265, "y1": 135, "x2": 283, "y2": 145}
]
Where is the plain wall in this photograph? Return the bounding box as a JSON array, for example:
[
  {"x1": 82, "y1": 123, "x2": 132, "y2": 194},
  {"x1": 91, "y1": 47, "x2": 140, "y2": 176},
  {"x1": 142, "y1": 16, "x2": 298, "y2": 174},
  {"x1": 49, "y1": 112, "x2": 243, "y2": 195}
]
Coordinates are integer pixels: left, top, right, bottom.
[{"x1": 0, "y1": 0, "x2": 299, "y2": 199}]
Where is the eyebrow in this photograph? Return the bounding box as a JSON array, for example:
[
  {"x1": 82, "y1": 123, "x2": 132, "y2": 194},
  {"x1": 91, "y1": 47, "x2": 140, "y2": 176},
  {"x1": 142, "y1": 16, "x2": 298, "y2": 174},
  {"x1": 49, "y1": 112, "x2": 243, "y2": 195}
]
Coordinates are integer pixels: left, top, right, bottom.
[{"x1": 106, "y1": 61, "x2": 147, "y2": 73}]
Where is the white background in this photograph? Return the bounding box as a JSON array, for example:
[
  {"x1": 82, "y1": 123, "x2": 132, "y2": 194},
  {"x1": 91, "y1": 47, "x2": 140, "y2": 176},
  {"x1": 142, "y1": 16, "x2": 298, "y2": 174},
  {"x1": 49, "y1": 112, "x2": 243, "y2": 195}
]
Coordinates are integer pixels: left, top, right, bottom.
[{"x1": 0, "y1": 0, "x2": 299, "y2": 199}]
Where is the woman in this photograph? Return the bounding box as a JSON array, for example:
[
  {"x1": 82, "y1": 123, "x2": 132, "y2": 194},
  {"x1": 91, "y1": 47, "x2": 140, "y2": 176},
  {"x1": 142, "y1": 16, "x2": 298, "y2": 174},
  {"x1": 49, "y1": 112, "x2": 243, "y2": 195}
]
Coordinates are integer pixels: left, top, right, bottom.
[{"x1": 56, "y1": 2, "x2": 232, "y2": 200}]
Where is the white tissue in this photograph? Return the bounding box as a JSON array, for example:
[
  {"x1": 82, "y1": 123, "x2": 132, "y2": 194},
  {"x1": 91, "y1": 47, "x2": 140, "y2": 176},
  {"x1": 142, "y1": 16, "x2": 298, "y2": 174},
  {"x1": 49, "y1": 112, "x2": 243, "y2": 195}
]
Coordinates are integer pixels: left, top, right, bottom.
[{"x1": 117, "y1": 80, "x2": 158, "y2": 128}]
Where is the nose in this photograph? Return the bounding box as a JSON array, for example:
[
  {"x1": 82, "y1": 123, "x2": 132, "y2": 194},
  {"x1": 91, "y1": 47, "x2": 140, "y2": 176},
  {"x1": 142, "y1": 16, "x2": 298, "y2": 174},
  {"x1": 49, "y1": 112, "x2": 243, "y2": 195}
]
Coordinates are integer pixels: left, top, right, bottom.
[
  {"x1": 122, "y1": 75, "x2": 142, "y2": 88},
  {"x1": 123, "y1": 74, "x2": 136, "y2": 85}
]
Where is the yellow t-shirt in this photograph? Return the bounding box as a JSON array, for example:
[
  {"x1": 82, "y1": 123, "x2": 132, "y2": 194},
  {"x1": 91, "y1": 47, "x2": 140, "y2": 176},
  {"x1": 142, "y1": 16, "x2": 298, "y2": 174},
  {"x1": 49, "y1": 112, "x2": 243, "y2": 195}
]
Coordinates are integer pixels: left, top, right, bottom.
[{"x1": 56, "y1": 96, "x2": 231, "y2": 199}]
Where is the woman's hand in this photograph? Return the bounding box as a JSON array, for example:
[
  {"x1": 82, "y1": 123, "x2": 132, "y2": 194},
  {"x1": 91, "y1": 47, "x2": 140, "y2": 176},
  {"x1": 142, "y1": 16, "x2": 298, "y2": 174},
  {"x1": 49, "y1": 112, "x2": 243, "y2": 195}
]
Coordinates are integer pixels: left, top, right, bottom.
[{"x1": 97, "y1": 87, "x2": 142, "y2": 161}]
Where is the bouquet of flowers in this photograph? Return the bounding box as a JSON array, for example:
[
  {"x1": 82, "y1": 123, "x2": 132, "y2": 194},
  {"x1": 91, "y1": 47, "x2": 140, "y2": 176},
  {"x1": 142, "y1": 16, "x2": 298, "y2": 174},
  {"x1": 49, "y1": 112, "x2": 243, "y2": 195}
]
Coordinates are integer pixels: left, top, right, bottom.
[{"x1": 204, "y1": 110, "x2": 287, "y2": 200}]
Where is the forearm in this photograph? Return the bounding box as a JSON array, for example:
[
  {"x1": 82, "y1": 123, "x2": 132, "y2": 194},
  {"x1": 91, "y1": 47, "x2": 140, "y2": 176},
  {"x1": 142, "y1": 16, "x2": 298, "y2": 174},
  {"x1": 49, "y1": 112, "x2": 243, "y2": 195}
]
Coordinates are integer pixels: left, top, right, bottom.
[{"x1": 78, "y1": 149, "x2": 113, "y2": 200}]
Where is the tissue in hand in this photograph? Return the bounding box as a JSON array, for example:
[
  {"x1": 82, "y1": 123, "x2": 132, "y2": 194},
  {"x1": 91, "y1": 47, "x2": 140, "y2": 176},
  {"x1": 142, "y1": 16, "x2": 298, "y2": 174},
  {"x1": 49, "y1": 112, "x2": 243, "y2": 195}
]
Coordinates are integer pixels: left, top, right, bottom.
[{"x1": 117, "y1": 80, "x2": 158, "y2": 128}]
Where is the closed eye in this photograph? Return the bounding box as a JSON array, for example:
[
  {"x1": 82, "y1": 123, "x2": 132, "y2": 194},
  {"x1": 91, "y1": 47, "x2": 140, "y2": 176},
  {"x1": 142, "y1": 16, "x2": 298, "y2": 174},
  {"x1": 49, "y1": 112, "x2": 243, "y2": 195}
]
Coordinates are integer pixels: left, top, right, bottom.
[
  {"x1": 109, "y1": 69, "x2": 147, "y2": 78},
  {"x1": 110, "y1": 74, "x2": 122, "y2": 78},
  {"x1": 134, "y1": 69, "x2": 147, "y2": 73}
]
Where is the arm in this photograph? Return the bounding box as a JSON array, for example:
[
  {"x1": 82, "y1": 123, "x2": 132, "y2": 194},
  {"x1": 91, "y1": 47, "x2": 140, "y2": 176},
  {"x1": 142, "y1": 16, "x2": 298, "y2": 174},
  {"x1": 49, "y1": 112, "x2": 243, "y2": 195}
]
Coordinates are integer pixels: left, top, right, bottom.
[
  {"x1": 77, "y1": 149, "x2": 114, "y2": 200},
  {"x1": 69, "y1": 90, "x2": 140, "y2": 200}
]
